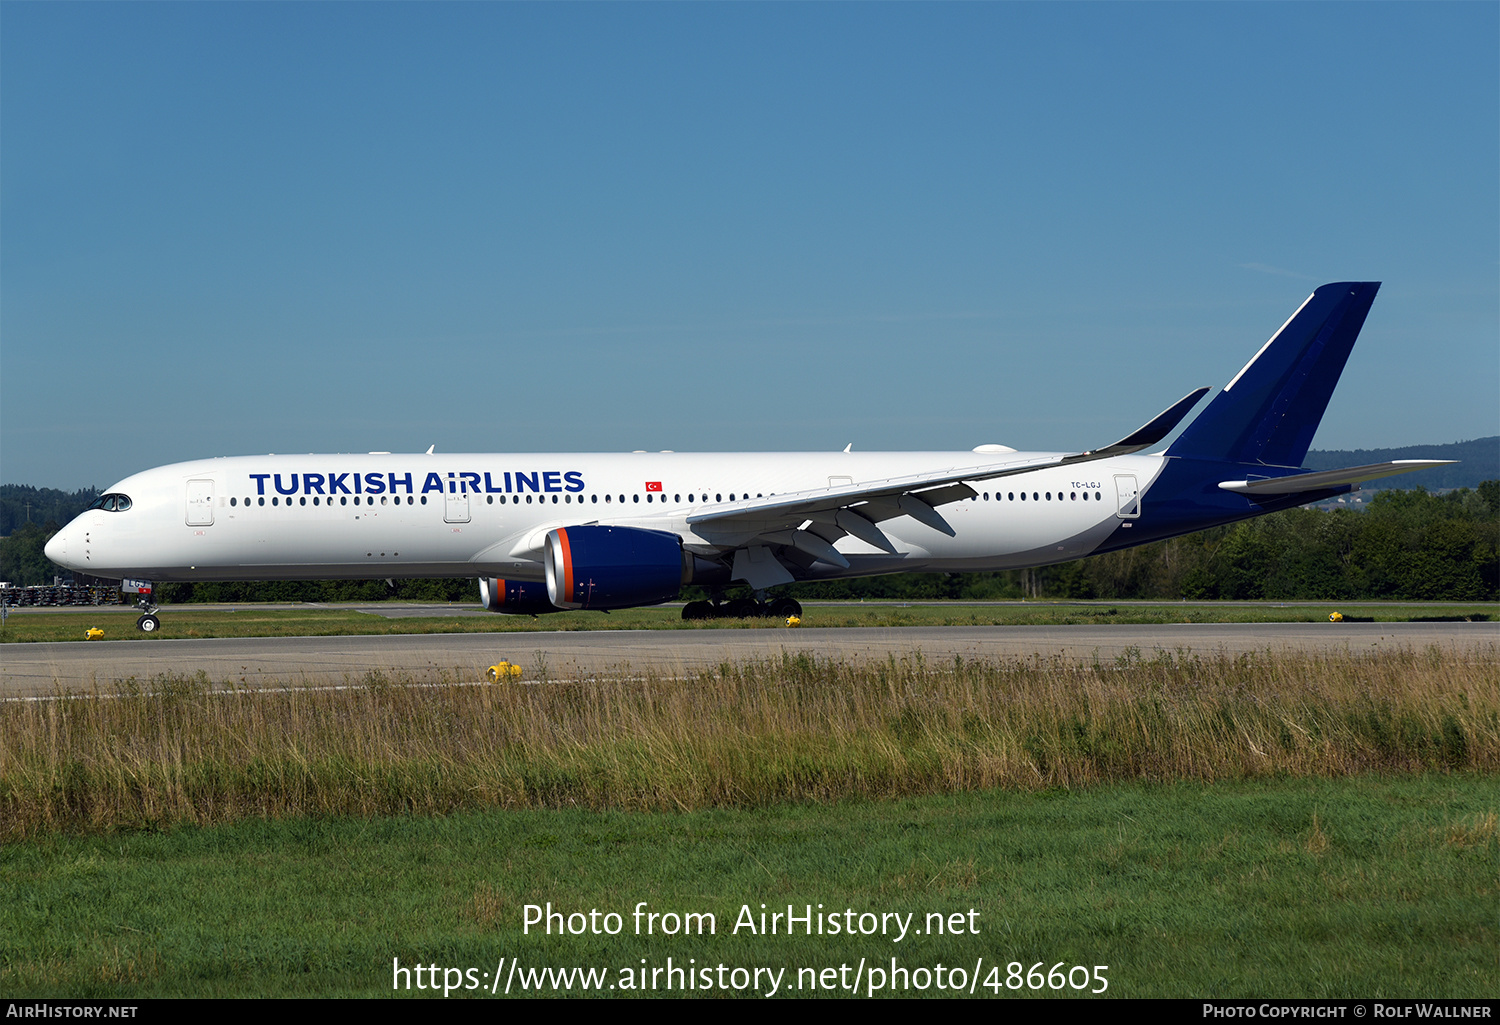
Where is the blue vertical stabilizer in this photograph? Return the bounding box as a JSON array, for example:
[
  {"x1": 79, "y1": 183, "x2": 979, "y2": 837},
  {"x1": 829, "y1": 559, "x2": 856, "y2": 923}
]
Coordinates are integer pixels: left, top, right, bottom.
[{"x1": 1167, "y1": 282, "x2": 1380, "y2": 467}]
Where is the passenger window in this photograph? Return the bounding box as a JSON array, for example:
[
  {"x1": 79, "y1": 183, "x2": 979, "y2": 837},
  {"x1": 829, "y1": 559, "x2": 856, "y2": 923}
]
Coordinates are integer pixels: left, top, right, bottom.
[
  {"x1": 716, "y1": 494, "x2": 722, "y2": 502},
  {"x1": 633, "y1": 495, "x2": 640, "y2": 503},
  {"x1": 272, "y1": 497, "x2": 279, "y2": 506},
  {"x1": 591, "y1": 495, "x2": 597, "y2": 503},
  {"x1": 487, "y1": 496, "x2": 493, "y2": 504},
  {"x1": 1019, "y1": 493, "x2": 1025, "y2": 501},
  {"x1": 259, "y1": 497, "x2": 266, "y2": 506},
  {"x1": 341, "y1": 497, "x2": 347, "y2": 506},
  {"x1": 605, "y1": 495, "x2": 612, "y2": 503},
  {"x1": 674, "y1": 494, "x2": 681, "y2": 502},
  {"x1": 230, "y1": 497, "x2": 237, "y2": 507},
  {"x1": 526, "y1": 495, "x2": 533, "y2": 504},
  {"x1": 382, "y1": 497, "x2": 389, "y2": 505}
]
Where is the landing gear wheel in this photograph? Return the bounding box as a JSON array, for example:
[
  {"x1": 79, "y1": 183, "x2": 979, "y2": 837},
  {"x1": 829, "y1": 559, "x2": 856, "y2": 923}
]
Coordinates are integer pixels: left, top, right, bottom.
[
  {"x1": 771, "y1": 598, "x2": 802, "y2": 619},
  {"x1": 136, "y1": 614, "x2": 160, "y2": 633},
  {"x1": 724, "y1": 598, "x2": 759, "y2": 619},
  {"x1": 682, "y1": 600, "x2": 714, "y2": 621}
]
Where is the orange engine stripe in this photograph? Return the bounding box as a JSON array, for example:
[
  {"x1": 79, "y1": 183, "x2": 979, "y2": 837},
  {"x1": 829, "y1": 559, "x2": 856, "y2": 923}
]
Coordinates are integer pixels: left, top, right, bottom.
[{"x1": 557, "y1": 529, "x2": 574, "y2": 600}]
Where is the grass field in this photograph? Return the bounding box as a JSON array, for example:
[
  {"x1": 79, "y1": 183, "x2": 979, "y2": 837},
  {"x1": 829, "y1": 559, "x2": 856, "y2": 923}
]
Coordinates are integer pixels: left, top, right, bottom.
[
  {"x1": 4, "y1": 645, "x2": 1494, "y2": 997},
  {"x1": 1, "y1": 599, "x2": 1493, "y2": 643},
  {"x1": 2, "y1": 776, "x2": 1495, "y2": 997},
  {"x1": 4, "y1": 648, "x2": 1493, "y2": 836}
]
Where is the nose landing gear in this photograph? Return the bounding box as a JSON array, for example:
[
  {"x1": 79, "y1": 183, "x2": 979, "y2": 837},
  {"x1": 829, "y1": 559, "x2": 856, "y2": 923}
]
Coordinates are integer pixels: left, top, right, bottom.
[{"x1": 122, "y1": 578, "x2": 160, "y2": 633}]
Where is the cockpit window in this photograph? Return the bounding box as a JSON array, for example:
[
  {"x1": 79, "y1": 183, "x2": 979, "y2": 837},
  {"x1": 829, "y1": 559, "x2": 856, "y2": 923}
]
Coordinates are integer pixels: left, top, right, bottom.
[{"x1": 87, "y1": 493, "x2": 132, "y2": 512}]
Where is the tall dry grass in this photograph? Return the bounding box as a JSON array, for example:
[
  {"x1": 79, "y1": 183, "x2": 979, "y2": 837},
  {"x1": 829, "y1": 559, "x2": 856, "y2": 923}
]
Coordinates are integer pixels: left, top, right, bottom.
[{"x1": 2, "y1": 647, "x2": 1495, "y2": 838}]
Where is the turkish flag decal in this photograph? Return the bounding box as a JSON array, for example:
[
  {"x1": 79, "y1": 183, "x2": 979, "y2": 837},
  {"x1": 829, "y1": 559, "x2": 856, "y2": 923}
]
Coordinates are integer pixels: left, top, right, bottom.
[{"x1": 645, "y1": 481, "x2": 663, "y2": 492}]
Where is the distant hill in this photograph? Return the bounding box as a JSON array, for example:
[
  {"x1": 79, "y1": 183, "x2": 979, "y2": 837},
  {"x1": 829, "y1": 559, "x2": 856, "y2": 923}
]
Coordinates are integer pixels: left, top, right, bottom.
[{"x1": 1303, "y1": 437, "x2": 1498, "y2": 491}]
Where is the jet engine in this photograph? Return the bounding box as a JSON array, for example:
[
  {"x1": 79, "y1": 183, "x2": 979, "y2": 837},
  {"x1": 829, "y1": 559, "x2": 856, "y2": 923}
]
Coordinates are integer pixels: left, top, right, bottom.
[
  {"x1": 543, "y1": 525, "x2": 687, "y2": 610},
  {"x1": 478, "y1": 577, "x2": 561, "y2": 615}
]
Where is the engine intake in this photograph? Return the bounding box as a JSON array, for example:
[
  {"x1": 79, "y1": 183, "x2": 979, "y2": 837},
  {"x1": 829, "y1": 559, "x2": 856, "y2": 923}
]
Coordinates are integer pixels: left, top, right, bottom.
[
  {"x1": 478, "y1": 577, "x2": 560, "y2": 615},
  {"x1": 544, "y1": 525, "x2": 686, "y2": 610}
]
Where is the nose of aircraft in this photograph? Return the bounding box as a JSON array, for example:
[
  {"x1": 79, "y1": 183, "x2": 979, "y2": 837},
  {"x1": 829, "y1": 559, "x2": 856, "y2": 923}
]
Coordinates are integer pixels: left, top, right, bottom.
[{"x1": 44, "y1": 527, "x2": 68, "y2": 566}]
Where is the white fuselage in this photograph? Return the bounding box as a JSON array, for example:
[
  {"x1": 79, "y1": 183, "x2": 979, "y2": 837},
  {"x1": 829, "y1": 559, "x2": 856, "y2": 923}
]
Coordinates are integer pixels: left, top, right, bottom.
[{"x1": 47, "y1": 450, "x2": 1164, "y2": 583}]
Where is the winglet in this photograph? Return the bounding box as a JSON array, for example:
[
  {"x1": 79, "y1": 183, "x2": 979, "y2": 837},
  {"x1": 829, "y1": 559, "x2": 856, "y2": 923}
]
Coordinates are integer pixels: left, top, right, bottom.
[{"x1": 1068, "y1": 387, "x2": 1210, "y2": 462}]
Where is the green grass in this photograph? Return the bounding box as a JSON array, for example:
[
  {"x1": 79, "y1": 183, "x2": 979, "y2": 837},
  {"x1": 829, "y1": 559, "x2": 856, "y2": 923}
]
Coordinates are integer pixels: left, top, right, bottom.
[
  {"x1": 2, "y1": 776, "x2": 1495, "y2": 997},
  {"x1": 4, "y1": 646, "x2": 1495, "y2": 997},
  {"x1": 5, "y1": 649, "x2": 1493, "y2": 838},
  {"x1": 2, "y1": 600, "x2": 1493, "y2": 643}
]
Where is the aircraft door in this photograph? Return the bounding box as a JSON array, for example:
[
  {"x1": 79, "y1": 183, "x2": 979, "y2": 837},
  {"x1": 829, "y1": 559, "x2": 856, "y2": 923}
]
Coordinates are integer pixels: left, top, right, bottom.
[
  {"x1": 444, "y1": 484, "x2": 470, "y2": 524},
  {"x1": 1114, "y1": 475, "x2": 1140, "y2": 519},
  {"x1": 186, "y1": 480, "x2": 214, "y2": 526}
]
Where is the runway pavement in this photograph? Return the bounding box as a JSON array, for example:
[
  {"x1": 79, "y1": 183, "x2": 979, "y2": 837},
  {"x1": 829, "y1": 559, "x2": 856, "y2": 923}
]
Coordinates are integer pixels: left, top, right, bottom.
[{"x1": 3, "y1": 622, "x2": 1496, "y2": 696}]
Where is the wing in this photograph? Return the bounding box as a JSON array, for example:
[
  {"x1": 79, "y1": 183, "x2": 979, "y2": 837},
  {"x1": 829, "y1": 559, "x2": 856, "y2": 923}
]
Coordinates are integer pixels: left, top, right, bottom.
[{"x1": 684, "y1": 387, "x2": 1210, "y2": 559}]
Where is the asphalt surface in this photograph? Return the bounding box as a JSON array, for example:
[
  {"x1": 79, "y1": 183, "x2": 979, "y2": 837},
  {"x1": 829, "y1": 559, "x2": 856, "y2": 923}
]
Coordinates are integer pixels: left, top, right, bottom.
[{"x1": 3, "y1": 622, "x2": 1496, "y2": 696}]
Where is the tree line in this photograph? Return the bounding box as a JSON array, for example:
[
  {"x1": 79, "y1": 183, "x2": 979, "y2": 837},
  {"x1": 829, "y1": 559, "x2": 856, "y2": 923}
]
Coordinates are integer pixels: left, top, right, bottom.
[
  {"x1": 780, "y1": 482, "x2": 1497, "y2": 603},
  {"x1": 2, "y1": 483, "x2": 1495, "y2": 602}
]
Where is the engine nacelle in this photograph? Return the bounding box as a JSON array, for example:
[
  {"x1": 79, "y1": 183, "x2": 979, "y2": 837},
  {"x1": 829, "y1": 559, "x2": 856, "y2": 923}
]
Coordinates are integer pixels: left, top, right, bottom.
[
  {"x1": 478, "y1": 577, "x2": 561, "y2": 615},
  {"x1": 544, "y1": 525, "x2": 686, "y2": 610}
]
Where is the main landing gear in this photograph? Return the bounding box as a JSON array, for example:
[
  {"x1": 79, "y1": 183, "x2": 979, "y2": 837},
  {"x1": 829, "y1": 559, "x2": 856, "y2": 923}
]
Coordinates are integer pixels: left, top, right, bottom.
[{"x1": 681, "y1": 596, "x2": 802, "y2": 621}]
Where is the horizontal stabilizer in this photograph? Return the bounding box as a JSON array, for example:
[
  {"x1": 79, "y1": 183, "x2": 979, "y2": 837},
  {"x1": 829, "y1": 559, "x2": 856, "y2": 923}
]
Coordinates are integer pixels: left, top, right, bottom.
[{"x1": 1218, "y1": 460, "x2": 1456, "y2": 495}]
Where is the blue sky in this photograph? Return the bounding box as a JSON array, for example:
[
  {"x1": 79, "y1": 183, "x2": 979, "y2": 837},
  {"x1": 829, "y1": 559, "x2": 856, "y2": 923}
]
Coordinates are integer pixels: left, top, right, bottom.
[{"x1": 4, "y1": 3, "x2": 1496, "y2": 490}]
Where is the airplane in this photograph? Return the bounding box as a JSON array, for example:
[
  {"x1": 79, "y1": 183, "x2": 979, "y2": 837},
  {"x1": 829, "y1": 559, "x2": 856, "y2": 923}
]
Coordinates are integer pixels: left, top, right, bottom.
[{"x1": 45, "y1": 281, "x2": 1452, "y2": 632}]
